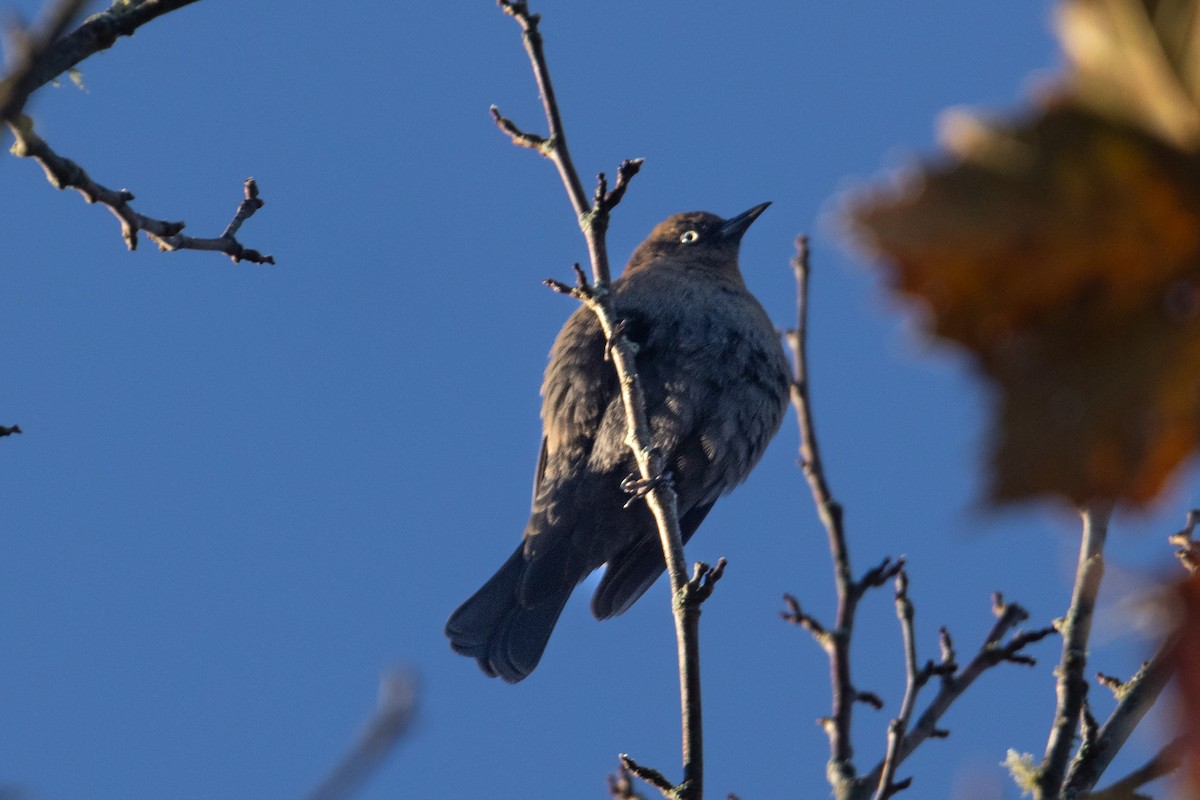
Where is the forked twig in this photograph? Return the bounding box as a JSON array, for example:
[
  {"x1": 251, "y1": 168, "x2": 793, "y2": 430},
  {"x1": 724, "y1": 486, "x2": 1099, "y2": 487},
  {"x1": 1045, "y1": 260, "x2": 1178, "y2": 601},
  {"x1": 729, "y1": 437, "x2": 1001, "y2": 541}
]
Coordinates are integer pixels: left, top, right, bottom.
[
  {"x1": 1037, "y1": 503, "x2": 1112, "y2": 799},
  {"x1": 4, "y1": 1, "x2": 271, "y2": 264},
  {"x1": 787, "y1": 237, "x2": 1054, "y2": 800},
  {"x1": 785, "y1": 235, "x2": 875, "y2": 795},
  {"x1": 9, "y1": 117, "x2": 273, "y2": 264}
]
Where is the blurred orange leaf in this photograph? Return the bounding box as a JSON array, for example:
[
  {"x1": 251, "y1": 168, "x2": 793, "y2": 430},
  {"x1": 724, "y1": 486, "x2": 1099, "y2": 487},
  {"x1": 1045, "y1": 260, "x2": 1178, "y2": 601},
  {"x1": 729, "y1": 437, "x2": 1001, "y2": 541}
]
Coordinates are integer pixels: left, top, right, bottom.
[
  {"x1": 1060, "y1": 0, "x2": 1200, "y2": 148},
  {"x1": 846, "y1": 0, "x2": 1200, "y2": 506}
]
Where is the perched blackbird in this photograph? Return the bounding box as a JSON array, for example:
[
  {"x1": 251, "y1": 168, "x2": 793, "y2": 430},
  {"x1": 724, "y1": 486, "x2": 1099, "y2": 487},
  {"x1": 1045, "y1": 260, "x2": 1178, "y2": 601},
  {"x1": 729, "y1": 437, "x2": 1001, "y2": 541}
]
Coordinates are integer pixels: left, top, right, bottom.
[{"x1": 446, "y1": 203, "x2": 790, "y2": 682}]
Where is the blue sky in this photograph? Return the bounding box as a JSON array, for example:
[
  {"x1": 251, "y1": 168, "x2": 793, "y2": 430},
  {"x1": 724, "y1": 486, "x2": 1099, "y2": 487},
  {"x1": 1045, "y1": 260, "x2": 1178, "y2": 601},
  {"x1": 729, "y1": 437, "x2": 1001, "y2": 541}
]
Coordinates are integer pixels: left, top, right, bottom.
[{"x1": 1, "y1": 2, "x2": 1193, "y2": 798}]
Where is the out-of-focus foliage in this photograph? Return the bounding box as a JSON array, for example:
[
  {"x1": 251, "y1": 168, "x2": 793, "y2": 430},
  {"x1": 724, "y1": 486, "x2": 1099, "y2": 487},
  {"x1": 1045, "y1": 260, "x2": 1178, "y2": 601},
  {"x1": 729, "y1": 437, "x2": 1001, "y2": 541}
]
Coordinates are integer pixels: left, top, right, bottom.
[{"x1": 847, "y1": 0, "x2": 1200, "y2": 507}]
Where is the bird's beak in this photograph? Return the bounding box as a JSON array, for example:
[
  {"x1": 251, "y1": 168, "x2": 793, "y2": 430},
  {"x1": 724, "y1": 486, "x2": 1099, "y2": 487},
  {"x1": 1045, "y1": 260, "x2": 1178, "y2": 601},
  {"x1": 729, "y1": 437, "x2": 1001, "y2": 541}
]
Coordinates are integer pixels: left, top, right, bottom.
[{"x1": 718, "y1": 202, "x2": 771, "y2": 242}]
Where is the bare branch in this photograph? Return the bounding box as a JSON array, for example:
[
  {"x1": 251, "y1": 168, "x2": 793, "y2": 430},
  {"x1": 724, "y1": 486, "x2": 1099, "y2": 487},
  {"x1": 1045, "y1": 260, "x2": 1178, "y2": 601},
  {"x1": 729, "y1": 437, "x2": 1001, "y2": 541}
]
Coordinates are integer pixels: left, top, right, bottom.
[
  {"x1": 490, "y1": 104, "x2": 548, "y2": 153},
  {"x1": 1037, "y1": 502, "x2": 1113, "y2": 799},
  {"x1": 872, "y1": 569, "x2": 921, "y2": 800},
  {"x1": 151, "y1": 179, "x2": 275, "y2": 264},
  {"x1": 304, "y1": 671, "x2": 418, "y2": 800},
  {"x1": 18, "y1": 0, "x2": 203, "y2": 98},
  {"x1": 603, "y1": 158, "x2": 644, "y2": 210},
  {"x1": 938, "y1": 627, "x2": 957, "y2": 672},
  {"x1": 1169, "y1": 509, "x2": 1200, "y2": 574},
  {"x1": 856, "y1": 556, "x2": 904, "y2": 596},
  {"x1": 0, "y1": 0, "x2": 88, "y2": 128},
  {"x1": 9, "y1": 118, "x2": 273, "y2": 264},
  {"x1": 1095, "y1": 671, "x2": 1127, "y2": 698},
  {"x1": 858, "y1": 595, "x2": 1054, "y2": 796},
  {"x1": 621, "y1": 755, "x2": 678, "y2": 799},
  {"x1": 1078, "y1": 736, "x2": 1184, "y2": 800},
  {"x1": 0, "y1": 424, "x2": 21, "y2": 437},
  {"x1": 780, "y1": 593, "x2": 832, "y2": 649},
  {"x1": 495, "y1": 4, "x2": 699, "y2": 798},
  {"x1": 786, "y1": 234, "x2": 889, "y2": 797},
  {"x1": 609, "y1": 761, "x2": 647, "y2": 800},
  {"x1": 494, "y1": 0, "x2": 589, "y2": 224},
  {"x1": 1062, "y1": 638, "x2": 1175, "y2": 797},
  {"x1": 1052, "y1": 508, "x2": 1200, "y2": 795},
  {"x1": 689, "y1": 559, "x2": 726, "y2": 604}
]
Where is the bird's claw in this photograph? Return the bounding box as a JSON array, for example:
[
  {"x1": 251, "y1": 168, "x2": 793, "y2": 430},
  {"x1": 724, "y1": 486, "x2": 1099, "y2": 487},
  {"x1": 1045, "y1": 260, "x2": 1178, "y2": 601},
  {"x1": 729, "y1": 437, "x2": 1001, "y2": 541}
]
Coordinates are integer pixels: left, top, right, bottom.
[
  {"x1": 604, "y1": 318, "x2": 630, "y2": 361},
  {"x1": 620, "y1": 469, "x2": 674, "y2": 508}
]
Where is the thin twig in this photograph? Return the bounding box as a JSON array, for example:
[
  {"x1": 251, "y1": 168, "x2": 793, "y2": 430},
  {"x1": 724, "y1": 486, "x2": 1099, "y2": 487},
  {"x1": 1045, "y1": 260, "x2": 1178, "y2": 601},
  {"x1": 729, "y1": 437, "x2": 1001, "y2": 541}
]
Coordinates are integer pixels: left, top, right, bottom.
[
  {"x1": 780, "y1": 593, "x2": 832, "y2": 648},
  {"x1": 0, "y1": 424, "x2": 21, "y2": 437},
  {"x1": 786, "y1": 234, "x2": 882, "y2": 798},
  {"x1": 872, "y1": 569, "x2": 924, "y2": 800},
  {"x1": 609, "y1": 762, "x2": 647, "y2": 800},
  {"x1": 1037, "y1": 502, "x2": 1113, "y2": 799},
  {"x1": 304, "y1": 671, "x2": 418, "y2": 800},
  {"x1": 786, "y1": 235, "x2": 1048, "y2": 800},
  {"x1": 621, "y1": 755, "x2": 678, "y2": 797},
  {"x1": 151, "y1": 178, "x2": 274, "y2": 264},
  {"x1": 495, "y1": 4, "x2": 701, "y2": 799},
  {"x1": 9, "y1": 117, "x2": 273, "y2": 264},
  {"x1": 1169, "y1": 509, "x2": 1200, "y2": 574},
  {"x1": 857, "y1": 596, "x2": 1054, "y2": 797}
]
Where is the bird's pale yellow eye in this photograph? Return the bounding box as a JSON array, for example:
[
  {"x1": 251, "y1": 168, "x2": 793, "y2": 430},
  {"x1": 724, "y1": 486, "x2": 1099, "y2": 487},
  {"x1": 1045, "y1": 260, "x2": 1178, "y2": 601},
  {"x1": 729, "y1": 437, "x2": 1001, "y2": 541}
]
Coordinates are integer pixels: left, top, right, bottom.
[{"x1": 680, "y1": 230, "x2": 699, "y2": 244}]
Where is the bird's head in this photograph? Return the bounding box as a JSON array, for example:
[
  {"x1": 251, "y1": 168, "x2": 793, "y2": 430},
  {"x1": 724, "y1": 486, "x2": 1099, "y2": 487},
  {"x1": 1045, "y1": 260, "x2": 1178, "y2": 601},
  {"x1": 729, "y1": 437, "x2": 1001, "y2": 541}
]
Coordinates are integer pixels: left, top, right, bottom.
[{"x1": 625, "y1": 202, "x2": 771, "y2": 275}]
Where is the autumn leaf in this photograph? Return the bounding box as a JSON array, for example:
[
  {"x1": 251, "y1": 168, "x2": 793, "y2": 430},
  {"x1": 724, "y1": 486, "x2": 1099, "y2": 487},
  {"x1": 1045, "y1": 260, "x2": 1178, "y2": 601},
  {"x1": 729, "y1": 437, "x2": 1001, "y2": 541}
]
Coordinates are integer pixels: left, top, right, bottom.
[
  {"x1": 846, "y1": 0, "x2": 1200, "y2": 506},
  {"x1": 1060, "y1": 0, "x2": 1200, "y2": 148}
]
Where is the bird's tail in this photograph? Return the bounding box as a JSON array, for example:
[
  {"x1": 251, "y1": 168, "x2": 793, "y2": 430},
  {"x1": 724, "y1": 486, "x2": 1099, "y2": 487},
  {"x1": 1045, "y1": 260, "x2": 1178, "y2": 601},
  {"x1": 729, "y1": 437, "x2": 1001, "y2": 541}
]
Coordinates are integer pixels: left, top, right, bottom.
[{"x1": 445, "y1": 544, "x2": 571, "y2": 683}]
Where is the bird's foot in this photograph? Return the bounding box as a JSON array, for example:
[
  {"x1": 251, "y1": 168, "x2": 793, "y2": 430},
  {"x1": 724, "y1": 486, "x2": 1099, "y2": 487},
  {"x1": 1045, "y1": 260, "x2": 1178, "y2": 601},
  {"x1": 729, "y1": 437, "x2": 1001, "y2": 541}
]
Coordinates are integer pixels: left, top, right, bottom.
[{"x1": 620, "y1": 466, "x2": 674, "y2": 508}]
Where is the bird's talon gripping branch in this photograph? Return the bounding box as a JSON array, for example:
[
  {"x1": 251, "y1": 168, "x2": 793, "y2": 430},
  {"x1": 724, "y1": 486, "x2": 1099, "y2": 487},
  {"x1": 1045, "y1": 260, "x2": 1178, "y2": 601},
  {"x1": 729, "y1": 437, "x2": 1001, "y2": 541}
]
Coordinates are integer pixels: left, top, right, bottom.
[
  {"x1": 605, "y1": 317, "x2": 636, "y2": 362},
  {"x1": 620, "y1": 469, "x2": 675, "y2": 509}
]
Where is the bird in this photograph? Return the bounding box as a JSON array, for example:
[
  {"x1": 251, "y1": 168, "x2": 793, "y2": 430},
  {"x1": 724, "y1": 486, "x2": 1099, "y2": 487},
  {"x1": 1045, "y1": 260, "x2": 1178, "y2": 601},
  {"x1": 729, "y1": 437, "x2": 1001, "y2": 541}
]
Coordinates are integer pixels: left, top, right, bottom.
[{"x1": 445, "y1": 203, "x2": 791, "y2": 682}]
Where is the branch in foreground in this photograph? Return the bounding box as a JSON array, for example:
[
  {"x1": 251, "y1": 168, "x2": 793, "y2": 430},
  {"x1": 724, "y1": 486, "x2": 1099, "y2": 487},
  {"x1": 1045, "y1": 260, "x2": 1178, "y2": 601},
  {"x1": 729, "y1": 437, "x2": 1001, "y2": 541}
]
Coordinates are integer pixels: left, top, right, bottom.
[
  {"x1": 495, "y1": 3, "x2": 702, "y2": 798},
  {"x1": 1078, "y1": 736, "x2": 1184, "y2": 800},
  {"x1": 304, "y1": 671, "x2": 417, "y2": 800},
  {"x1": 1061, "y1": 639, "x2": 1174, "y2": 798},
  {"x1": 1061, "y1": 510, "x2": 1199, "y2": 798},
  {"x1": 0, "y1": 424, "x2": 21, "y2": 437},
  {"x1": 0, "y1": 0, "x2": 89, "y2": 128},
  {"x1": 18, "y1": 0, "x2": 203, "y2": 99},
  {"x1": 9, "y1": 117, "x2": 274, "y2": 264},
  {"x1": 1037, "y1": 502, "x2": 1112, "y2": 800}
]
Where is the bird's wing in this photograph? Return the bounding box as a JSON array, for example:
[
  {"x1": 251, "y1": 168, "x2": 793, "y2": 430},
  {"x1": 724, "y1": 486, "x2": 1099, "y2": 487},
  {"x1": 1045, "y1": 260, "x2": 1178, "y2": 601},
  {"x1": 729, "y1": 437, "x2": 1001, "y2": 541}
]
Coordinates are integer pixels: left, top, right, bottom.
[
  {"x1": 540, "y1": 306, "x2": 622, "y2": 466},
  {"x1": 531, "y1": 436, "x2": 548, "y2": 508}
]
